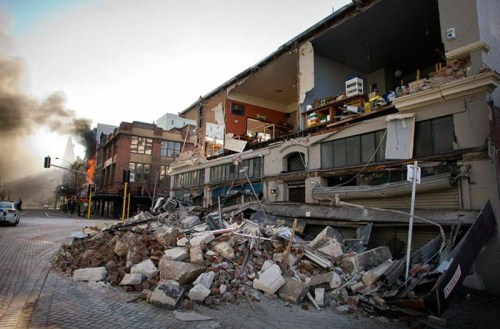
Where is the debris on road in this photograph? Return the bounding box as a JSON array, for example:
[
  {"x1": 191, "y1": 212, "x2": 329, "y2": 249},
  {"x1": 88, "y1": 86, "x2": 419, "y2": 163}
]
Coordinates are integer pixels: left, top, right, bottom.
[{"x1": 51, "y1": 198, "x2": 497, "y2": 326}]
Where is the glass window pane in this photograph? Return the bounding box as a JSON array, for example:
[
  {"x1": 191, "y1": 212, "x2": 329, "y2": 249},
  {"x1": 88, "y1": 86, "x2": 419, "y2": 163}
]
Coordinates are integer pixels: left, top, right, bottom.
[
  {"x1": 199, "y1": 169, "x2": 205, "y2": 184},
  {"x1": 321, "y1": 142, "x2": 333, "y2": 168},
  {"x1": 375, "y1": 130, "x2": 387, "y2": 162},
  {"x1": 253, "y1": 157, "x2": 261, "y2": 178},
  {"x1": 361, "y1": 133, "x2": 375, "y2": 163},
  {"x1": 227, "y1": 164, "x2": 235, "y2": 181},
  {"x1": 288, "y1": 153, "x2": 305, "y2": 171},
  {"x1": 131, "y1": 137, "x2": 138, "y2": 153},
  {"x1": 346, "y1": 136, "x2": 361, "y2": 165},
  {"x1": 333, "y1": 140, "x2": 347, "y2": 167},
  {"x1": 415, "y1": 121, "x2": 433, "y2": 157},
  {"x1": 432, "y1": 116, "x2": 454, "y2": 154}
]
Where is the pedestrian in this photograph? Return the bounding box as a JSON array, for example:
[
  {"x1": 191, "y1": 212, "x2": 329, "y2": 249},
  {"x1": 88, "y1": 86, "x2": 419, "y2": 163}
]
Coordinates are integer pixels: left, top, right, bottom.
[{"x1": 15, "y1": 198, "x2": 22, "y2": 211}]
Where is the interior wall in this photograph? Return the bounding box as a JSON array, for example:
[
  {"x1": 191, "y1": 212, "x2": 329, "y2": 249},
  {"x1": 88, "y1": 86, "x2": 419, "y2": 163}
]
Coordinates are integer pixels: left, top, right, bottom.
[
  {"x1": 438, "y1": 0, "x2": 480, "y2": 52},
  {"x1": 225, "y1": 100, "x2": 289, "y2": 137},
  {"x1": 366, "y1": 68, "x2": 387, "y2": 95},
  {"x1": 304, "y1": 55, "x2": 363, "y2": 108}
]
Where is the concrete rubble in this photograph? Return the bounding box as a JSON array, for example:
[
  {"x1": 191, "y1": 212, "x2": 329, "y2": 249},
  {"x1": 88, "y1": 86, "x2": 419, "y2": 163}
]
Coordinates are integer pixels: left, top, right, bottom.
[{"x1": 51, "y1": 199, "x2": 496, "y2": 326}]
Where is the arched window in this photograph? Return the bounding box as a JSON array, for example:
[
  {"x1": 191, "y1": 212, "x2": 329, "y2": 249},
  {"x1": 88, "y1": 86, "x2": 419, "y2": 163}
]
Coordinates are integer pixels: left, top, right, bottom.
[{"x1": 286, "y1": 152, "x2": 305, "y2": 172}]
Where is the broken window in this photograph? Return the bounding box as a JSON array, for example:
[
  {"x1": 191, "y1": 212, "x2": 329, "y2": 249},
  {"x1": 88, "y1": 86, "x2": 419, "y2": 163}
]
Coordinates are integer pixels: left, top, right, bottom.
[
  {"x1": 161, "y1": 141, "x2": 182, "y2": 158},
  {"x1": 236, "y1": 157, "x2": 262, "y2": 179},
  {"x1": 131, "y1": 136, "x2": 153, "y2": 155}
]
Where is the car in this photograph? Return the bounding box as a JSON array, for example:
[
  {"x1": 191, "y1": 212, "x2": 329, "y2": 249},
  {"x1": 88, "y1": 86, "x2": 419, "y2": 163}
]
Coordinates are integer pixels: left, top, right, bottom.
[{"x1": 0, "y1": 201, "x2": 20, "y2": 226}]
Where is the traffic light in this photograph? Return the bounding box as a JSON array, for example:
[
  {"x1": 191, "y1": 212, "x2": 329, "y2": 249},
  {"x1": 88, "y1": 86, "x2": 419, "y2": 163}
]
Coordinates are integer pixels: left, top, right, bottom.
[
  {"x1": 123, "y1": 170, "x2": 130, "y2": 183},
  {"x1": 88, "y1": 184, "x2": 96, "y2": 194},
  {"x1": 44, "y1": 156, "x2": 51, "y2": 168}
]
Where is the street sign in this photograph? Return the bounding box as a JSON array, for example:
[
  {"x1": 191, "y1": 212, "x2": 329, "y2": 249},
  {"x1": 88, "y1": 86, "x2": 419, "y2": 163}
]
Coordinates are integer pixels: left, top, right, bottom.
[{"x1": 407, "y1": 164, "x2": 421, "y2": 184}]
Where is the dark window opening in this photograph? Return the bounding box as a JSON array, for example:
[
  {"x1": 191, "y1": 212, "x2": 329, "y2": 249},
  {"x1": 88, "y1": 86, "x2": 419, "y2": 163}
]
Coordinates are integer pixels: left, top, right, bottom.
[
  {"x1": 231, "y1": 103, "x2": 245, "y2": 116},
  {"x1": 287, "y1": 152, "x2": 306, "y2": 172},
  {"x1": 415, "y1": 116, "x2": 454, "y2": 157}
]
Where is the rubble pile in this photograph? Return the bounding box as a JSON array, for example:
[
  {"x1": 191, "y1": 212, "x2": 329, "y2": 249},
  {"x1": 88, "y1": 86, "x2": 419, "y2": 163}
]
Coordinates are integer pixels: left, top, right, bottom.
[
  {"x1": 51, "y1": 199, "x2": 489, "y2": 324},
  {"x1": 398, "y1": 58, "x2": 479, "y2": 96}
]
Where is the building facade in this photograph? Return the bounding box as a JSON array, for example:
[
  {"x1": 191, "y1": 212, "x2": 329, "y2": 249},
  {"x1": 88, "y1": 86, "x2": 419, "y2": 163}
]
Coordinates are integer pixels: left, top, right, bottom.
[
  {"x1": 168, "y1": 0, "x2": 500, "y2": 293},
  {"x1": 93, "y1": 121, "x2": 195, "y2": 218}
]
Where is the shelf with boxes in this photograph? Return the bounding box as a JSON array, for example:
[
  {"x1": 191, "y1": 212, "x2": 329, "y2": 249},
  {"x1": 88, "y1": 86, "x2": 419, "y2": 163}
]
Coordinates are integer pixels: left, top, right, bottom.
[{"x1": 304, "y1": 94, "x2": 367, "y2": 128}]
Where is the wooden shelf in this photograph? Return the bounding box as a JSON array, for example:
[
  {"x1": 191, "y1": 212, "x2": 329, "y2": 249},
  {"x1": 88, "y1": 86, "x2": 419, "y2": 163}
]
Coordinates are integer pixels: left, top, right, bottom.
[{"x1": 305, "y1": 94, "x2": 367, "y2": 128}]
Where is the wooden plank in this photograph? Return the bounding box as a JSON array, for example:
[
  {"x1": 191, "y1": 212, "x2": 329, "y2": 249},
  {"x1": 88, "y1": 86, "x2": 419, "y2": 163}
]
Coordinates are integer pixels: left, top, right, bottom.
[{"x1": 282, "y1": 218, "x2": 298, "y2": 271}]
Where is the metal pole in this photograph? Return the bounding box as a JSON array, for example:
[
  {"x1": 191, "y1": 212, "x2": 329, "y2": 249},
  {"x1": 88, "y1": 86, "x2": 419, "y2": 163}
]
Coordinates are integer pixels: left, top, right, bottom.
[
  {"x1": 405, "y1": 161, "x2": 418, "y2": 281},
  {"x1": 217, "y1": 196, "x2": 222, "y2": 229},
  {"x1": 121, "y1": 182, "x2": 128, "y2": 223},
  {"x1": 87, "y1": 191, "x2": 92, "y2": 219},
  {"x1": 152, "y1": 171, "x2": 158, "y2": 210},
  {"x1": 127, "y1": 193, "x2": 131, "y2": 219}
]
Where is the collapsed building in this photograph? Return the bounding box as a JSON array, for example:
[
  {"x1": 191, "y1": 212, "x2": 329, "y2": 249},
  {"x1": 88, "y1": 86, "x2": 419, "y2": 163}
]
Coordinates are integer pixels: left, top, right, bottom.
[
  {"x1": 87, "y1": 0, "x2": 500, "y2": 311},
  {"x1": 163, "y1": 0, "x2": 500, "y2": 296}
]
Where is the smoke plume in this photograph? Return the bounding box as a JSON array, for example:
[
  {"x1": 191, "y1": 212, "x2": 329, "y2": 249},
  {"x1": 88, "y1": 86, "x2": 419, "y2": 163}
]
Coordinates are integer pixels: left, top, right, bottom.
[{"x1": 0, "y1": 26, "x2": 95, "y2": 189}]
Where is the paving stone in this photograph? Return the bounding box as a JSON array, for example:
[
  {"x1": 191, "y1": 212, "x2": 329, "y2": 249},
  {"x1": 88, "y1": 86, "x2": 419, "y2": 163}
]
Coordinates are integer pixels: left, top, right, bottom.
[{"x1": 173, "y1": 311, "x2": 214, "y2": 322}]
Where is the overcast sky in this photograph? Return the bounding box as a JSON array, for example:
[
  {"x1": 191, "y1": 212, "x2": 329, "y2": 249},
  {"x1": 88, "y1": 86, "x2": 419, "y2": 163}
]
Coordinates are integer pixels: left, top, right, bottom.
[{"x1": 1, "y1": 0, "x2": 350, "y2": 161}]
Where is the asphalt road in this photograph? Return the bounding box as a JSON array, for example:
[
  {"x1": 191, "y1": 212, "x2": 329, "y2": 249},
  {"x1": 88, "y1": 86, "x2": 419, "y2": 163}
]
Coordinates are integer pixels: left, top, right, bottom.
[{"x1": 0, "y1": 209, "x2": 498, "y2": 328}]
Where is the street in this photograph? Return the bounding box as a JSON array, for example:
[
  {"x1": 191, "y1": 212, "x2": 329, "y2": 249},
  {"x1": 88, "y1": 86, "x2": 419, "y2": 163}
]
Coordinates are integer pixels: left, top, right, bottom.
[{"x1": 0, "y1": 210, "x2": 498, "y2": 329}]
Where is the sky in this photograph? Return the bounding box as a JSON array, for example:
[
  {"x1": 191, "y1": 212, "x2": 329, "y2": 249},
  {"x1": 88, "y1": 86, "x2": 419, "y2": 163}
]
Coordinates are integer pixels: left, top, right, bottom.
[{"x1": 0, "y1": 0, "x2": 350, "y2": 173}]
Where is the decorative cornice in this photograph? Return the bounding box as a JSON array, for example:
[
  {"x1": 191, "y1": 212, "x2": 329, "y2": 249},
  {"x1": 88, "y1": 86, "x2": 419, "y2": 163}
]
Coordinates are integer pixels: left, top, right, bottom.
[
  {"x1": 393, "y1": 71, "x2": 500, "y2": 111},
  {"x1": 446, "y1": 40, "x2": 491, "y2": 60}
]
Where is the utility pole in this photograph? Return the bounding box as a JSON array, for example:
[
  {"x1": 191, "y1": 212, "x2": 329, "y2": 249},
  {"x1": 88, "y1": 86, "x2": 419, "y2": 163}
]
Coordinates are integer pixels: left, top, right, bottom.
[
  {"x1": 122, "y1": 170, "x2": 130, "y2": 223},
  {"x1": 122, "y1": 182, "x2": 128, "y2": 223},
  {"x1": 405, "y1": 161, "x2": 420, "y2": 281}
]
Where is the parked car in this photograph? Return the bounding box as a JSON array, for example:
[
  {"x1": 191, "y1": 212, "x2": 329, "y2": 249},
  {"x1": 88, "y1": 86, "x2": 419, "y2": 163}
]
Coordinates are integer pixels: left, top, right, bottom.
[{"x1": 0, "y1": 201, "x2": 20, "y2": 226}]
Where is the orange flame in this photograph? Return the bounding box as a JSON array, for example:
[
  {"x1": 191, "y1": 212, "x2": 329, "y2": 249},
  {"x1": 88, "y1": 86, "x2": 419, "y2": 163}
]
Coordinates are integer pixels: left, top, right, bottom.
[{"x1": 86, "y1": 157, "x2": 96, "y2": 184}]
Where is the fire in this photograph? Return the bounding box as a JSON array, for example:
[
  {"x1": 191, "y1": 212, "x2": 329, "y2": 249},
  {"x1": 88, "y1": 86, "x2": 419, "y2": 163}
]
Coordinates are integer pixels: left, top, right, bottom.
[{"x1": 86, "y1": 157, "x2": 96, "y2": 184}]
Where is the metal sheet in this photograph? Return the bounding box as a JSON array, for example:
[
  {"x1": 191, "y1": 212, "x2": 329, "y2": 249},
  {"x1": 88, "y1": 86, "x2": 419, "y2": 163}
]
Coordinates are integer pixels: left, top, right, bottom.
[{"x1": 425, "y1": 201, "x2": 497, "y2": 315}]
